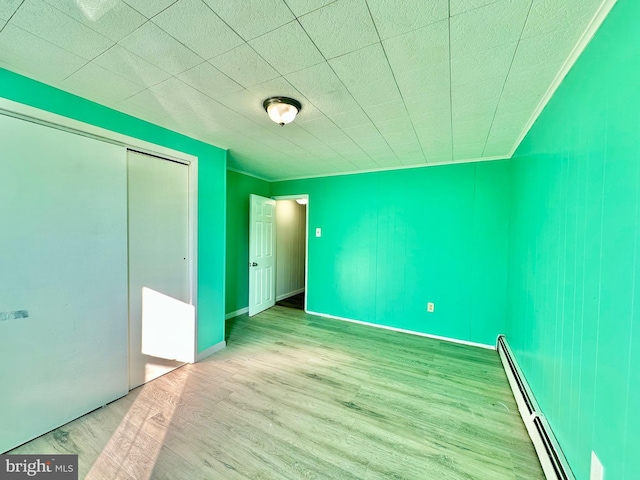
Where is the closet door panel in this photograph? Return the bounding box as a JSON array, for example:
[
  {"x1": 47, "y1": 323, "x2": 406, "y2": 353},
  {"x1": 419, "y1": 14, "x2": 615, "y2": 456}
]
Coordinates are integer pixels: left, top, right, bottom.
[{"x1": 0, "y1": 114, "x2": 129, "y2": 453}]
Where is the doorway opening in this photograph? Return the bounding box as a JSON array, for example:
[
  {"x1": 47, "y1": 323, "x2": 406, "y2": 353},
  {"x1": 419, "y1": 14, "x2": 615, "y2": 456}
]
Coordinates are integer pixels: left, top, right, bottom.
[
  {"x1": 273, "y1": 195, "x2": 308, "y2": 312},
  {"x1": 248, "y1": 194, "x2": 309, "y2": 316}
]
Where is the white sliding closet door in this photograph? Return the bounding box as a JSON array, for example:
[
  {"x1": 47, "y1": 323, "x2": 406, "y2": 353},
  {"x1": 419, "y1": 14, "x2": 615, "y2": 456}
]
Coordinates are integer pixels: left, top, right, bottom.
[
  {"x1": 0, "y1": 114, "x2": 129, "y2": 453},
  {"x1": 127, "y1": 151, "x2": 193, "y2": 390}
]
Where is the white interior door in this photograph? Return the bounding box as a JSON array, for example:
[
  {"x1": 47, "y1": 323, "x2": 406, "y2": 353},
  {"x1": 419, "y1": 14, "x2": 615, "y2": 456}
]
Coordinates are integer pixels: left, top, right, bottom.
[
  {"x1": 128, "y1": 151, "x2": 193, "y2": 390},
  {"x1": 249, "y1": 194, "x2": 276, "y2": 316}
]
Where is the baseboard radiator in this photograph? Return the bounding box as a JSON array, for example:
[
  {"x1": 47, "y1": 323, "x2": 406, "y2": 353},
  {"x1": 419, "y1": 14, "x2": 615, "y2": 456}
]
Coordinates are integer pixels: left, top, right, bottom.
[{"x1": 496, "y1": 335, "x2": 575, "y2": 480}]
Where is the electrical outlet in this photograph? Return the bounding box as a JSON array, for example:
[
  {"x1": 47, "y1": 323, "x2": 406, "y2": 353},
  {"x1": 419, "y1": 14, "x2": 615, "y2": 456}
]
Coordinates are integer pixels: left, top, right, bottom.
[
  {"x1": 427, "y1": 302, "x2": 435, "y2": 313},
  {"x1": 591, "y1": 451, "x2": 604, "y2": 480}
]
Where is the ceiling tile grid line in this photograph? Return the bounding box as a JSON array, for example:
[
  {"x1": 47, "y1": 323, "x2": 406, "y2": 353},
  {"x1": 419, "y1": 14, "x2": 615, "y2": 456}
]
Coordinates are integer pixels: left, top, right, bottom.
[
  {"x1": 0, "y1": 0, "x2": 23, "y2": 33},
  {"x1": 10, "y1": 0, "x2": 116, "y2": 61},
  {"x1": 259, "y1": 12, "x2": 390, "y2": 168},
  {"x1": 360, "y1": 0, "x2": 429, "y2": 165},
  {"x1": 479, "y1": 0, "x2": 535, "y2": 158},
  {"x1": 287, "y1": 7, "x2": 415, "y2": 167}
]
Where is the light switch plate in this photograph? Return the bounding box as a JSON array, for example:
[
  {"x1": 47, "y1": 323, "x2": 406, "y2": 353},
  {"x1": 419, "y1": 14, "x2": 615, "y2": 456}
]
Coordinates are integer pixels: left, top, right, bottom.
[{"x1": 316, "y1": 228, "x2": 322, "y2": 237}]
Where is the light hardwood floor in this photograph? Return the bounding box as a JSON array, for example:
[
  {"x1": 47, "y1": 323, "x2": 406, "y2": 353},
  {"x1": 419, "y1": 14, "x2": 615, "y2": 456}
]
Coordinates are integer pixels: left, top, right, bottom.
[{"x1": 11, "y1": 307, "x2": 544, "y2": 479}]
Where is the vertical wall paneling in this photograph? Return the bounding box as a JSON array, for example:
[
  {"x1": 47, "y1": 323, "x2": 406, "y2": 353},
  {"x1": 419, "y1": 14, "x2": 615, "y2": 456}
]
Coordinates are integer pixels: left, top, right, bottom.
[
  {"x1": 271, "y1": 161, "x2": 510, "y2": 346},
  {"x1": 507, "y1": 0, "x2": 640, "y2": 477}
]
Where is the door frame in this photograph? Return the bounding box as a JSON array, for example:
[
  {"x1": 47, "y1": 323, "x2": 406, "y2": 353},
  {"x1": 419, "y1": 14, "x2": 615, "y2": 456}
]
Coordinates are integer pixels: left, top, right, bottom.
[
  {"x1": 0, "y1": 98, "x2": 199, "y2": 364},
  {"x1": 272, "y1": 194, "x2": 309, "y2": 312}
]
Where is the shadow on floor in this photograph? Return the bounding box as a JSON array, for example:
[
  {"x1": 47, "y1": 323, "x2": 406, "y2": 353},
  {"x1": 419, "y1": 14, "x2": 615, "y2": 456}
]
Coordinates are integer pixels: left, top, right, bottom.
[{"x1": 276, "y1": 292, "x2": 305, "y2": 310}]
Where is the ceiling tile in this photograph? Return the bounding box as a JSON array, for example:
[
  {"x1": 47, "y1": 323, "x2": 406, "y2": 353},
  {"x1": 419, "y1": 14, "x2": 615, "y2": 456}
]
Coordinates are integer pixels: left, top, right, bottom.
[
  {"x1": 42, "y1": 0, "x2": 146, "y2": 42},
  {"x1": 298, "y1": 0, "x2": 378, "y2": 59},
  {"x1": 177, "y1": 61, "x2": 244, "y2": 99},
  {"x1": 123, "y1": 0, "x2": 176, "y2": 18},
  {"x1": 283, "y1": 0, "x2": 333, "y2": 17},
  {"x1": 309, "y1": 87, "x2": 360, "y2": 116},
  {"x1": 348, "y1": 81, "x2": 402, "y2": 108},
  {"x1": 249, "y1": 20, "x2": 324, "y2": 75},
  {"x1": 329, "y1": 43, "x2": 393, "y2": 88},
  {"x1": 119, "y1": 21, "x2": 203, "y2": 75},
  {"x1": 415, "y1": 121, "x2": 451, "y2": 143},
  {"x1": 394, "y1": 61, "x2": 450, "y2": 98},
  {"x1": 363, "y1": 101, "x2": 409, "y2": 123},
  {"x1": 452, "y1": 127, "x2": 490, "y2": 146},
  {"x1": 498, "y1": 63, "x2": 562, "y2": 108},
  {"x1": 451, "y1": 78, "x2": 503, "y2": 120},
  {"x1": 148, "y1": 76, "x2": 236, "y2": 119},
  {"x1": 321, "y1": 129, "x2": 352, "y2": 145},
  {"x1": 450, "y1": 0, "x2": 498, "y2": 16},
  {"x1": 355, "y1": 137, "x2": 391, "y2": 154},
  {"x1": 0, "y1": 0, "x2": 21, "y2": 21},
  {"x1": 374, "y1": 115, "x2": 413, "y2": 135},
  {"x1": 404, "y1": 89, "x2": 450, "y2": 119},
  {"x1": 210, "y1": 43, "x2": 279, "y2": 88},
  {"x1": 285, "y1": 62, "x2": 343, "y2": 98},
  {"x1": 152, "y1": 0, "x2": 243, "y2": 59},
  {"x1": 509, "y1": 29, "x2": 577, "y2": 76},
  {"x1": 246, "y1": 76, "x2": 303, "y2": 104},
  {"x1": 61, "y1": 62, "x2": 144, "y2": 103},
  {"x1": 127, "y1": 85, "x2": 201, "y2": 119},
  {"x1": 0, "y1": 24, "x2": 87, "y2": 81},
  {"x1": 522, "y1": 0, "x2": 602, "y2": 39},
  {"x1": 216, "y1": 88, "x2": 263, "y2": 119},
  {"x1": 297, "y1": 115, "x2": 337, "y2": 134},
  {"x1": 384, "y1": 130, "x2": 419, "y2": 146},
  {"x1": 365, "y1": 145, "x2": 397, "y2": 161},
  {"x1": 344, "y1": 123, "x2": 386, "y2": 141},
  {"x1": 204, "y1": 0, "x2": 294, "y2": 41},
  {"x1": 115, "y1": 99, "x2": 170, "y2": 124},
  {"x1": 383, "y1": 20, "x2": 449, "y2": 73},
  {"x1": 450, "y1": 0, "x2": 530, "y2": 57},
  {"x1": 12, "y1": 0, "x2": 114, "y2": 60},
  {"x1": 367, "y1": 0, "x2": 448, "y2": 40},
  {"x1": 92, "y1": 44, "x2": 171, "y2": 87},
  {"x1": 330, "y1": 108, "x2": 371, "y2": 129},
  {"x1": 453, "y1": 142, "x2": 485, "y2": 160},
  {"x1": 451, "y1": 42, "x2": 517, "y2": 86}
]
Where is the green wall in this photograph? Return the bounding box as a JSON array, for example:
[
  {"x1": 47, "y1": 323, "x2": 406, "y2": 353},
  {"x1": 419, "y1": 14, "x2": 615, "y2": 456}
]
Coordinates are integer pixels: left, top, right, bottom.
[
  {"x1": 507, "y1": 0, "x2": 639, "y2": 478},
  {"x1": 272, "y1": 161, "x2": 510, "y2": 346},
  {"x1": 226, "y1": 170, "x2": 271, "y2": 315},
  {"x1": 0, "y1": 68, "x2": 227, "y2": 352}
]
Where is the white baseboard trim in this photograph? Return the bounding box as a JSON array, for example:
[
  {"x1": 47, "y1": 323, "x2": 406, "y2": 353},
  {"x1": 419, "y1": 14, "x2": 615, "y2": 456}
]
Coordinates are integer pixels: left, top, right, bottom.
[
  {"x1": 276, "y1": 288, "x2": 305, "y2": 302},
  {"x1": 305, "y1": 310, "x2": 495, "y2": 350},
  {"x1": 225, "y1": 307, "x2": 249, "y2": 320},
  {"x1": 196, "y1": 340, "x2": 226, "y2": 362},
  {"x1": 497, "y1": 335, "x2": 575, "y2": 480}
]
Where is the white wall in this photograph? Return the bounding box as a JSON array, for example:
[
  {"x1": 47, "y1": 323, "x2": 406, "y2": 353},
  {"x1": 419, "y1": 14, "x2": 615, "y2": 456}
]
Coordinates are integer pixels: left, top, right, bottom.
[{"x1": 275, "y1": 200, "x2": 306, "y2": 300}]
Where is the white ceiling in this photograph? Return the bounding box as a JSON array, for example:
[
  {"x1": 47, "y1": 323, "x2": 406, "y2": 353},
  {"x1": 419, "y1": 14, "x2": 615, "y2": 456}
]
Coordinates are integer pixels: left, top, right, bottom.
[{"x1": 0, "y1": 0, "x2": 609, "y2": 180}]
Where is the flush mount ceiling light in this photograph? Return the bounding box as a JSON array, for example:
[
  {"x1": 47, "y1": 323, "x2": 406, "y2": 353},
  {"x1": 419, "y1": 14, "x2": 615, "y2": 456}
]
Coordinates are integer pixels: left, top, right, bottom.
[{"x1": 263, "y1": 97, "x2": 302, "y2": 126}]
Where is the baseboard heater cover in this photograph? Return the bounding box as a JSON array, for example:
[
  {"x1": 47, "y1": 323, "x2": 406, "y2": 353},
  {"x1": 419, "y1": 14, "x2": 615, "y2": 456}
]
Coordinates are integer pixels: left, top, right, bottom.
[{"x1": 496, "y1": 335, "x2": 575, "y2": 480}]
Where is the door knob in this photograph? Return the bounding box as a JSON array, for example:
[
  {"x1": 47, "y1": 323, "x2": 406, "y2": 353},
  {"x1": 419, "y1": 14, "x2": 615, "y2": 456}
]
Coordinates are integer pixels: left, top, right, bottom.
[{"x1": 250, "y1": 262, "x2": 258, "y2": 266}]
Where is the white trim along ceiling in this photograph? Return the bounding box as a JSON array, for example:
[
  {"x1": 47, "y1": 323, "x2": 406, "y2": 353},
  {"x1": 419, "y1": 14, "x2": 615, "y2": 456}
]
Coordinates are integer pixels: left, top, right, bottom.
[{"x1": 0, "y1": 0, "x2": 617, "y2": 181}]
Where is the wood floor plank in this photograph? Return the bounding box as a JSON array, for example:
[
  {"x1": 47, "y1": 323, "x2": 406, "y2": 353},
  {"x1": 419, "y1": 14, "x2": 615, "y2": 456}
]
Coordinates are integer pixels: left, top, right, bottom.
[{"x1": 9, "y1": 306, "x2": 543, "y2": 479}]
